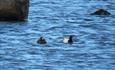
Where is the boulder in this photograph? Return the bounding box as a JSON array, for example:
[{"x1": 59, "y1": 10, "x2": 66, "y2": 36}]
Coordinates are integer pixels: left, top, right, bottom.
[
  {"x1": 90, "y1": 9, "x2": 111, "y2": 16},
  {"x1": 0, "y1": 0, "x2": 29, "y2": 21}
]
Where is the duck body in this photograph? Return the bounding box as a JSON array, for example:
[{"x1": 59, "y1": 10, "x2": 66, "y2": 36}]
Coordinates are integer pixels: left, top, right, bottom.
[
  {"x1": 91, "y1": 9, "x2": 111, "y2": 15},
  {"x1": 63, "y1": 36, "x2": 73, "y2": 44},
  {"x1": 37, "y1": 37, "x2": 47, "y2": 44},
  {"x1": 63, "y1": 37, "x2": 69, "y2": 44}
]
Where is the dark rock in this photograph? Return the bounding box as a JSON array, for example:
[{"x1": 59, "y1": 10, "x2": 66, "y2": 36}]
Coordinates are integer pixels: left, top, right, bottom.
[
  {"x1": 0, "y1": 0, "x2": 29, "y2": 21},
  {"x1": 91, "y1": 9, "x2": 111, "y2": 16}
]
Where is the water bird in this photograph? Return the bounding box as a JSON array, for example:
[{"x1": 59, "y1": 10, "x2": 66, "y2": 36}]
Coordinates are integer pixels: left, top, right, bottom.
[
  {"x1": 63, "y1": 35, "x2": 73, "y2": 44},
  {"x1": 90, "y1": 9, "x2": 111, "y2": 15},
  {"x1": 37, "y1": 37, "x2": 47, "y2": 44}
]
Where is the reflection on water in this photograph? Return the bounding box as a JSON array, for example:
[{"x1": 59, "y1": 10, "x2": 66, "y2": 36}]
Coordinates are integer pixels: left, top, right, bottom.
[{"x1": 0, "y1": 0, "x2": 115, "y2": 70}]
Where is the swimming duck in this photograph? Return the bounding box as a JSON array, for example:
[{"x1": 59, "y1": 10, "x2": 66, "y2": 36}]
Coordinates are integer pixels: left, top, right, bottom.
[
  {"x1": 37, "y1": 37, "x2": 47, "y2": 44},
  {"x1": 63, "y1": 35, "x2": 73, "y2": 44},
  {"x1": 90, "y1": 9, "x2": 111, "y2": 15}
]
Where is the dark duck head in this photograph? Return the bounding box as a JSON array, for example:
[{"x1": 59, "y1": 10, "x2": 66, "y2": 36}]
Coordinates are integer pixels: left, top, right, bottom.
[
  {"x1": 68, "y1": 36, "x2": 73, "y2": 44},
  {"x1": 37, "y1": 37, "x2": 47, "y2": 44}
]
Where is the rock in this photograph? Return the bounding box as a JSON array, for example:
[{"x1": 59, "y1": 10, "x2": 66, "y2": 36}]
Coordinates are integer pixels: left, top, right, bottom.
[
  {"x1": 90, "y1": 9, "x2": 111, "y2": 16},
  {"x1": 0, "y1": 0, "x2": 29, "y2": 21}
]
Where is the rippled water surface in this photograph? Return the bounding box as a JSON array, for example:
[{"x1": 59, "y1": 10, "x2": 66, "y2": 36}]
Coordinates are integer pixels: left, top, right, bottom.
[{"x1": 0, "y1": 0, "x2": 115, "y2": 70}]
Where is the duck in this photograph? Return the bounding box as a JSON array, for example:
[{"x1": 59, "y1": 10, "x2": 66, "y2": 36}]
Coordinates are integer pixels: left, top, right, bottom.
[
  {"x1": 63, "y1": 35, "x2": 73, "y2": 44},
  {"x1": 90, "y1": 9, "x2": 111, "y2": 15},
  {"x1": 37, "y1": 37, "x2": 47, "y2": 44}
]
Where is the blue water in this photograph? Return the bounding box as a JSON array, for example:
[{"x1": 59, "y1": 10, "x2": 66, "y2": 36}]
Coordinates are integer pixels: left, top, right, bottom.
[{"x1": 0, "y1": 0, "x2": 115, "y2": 70}]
